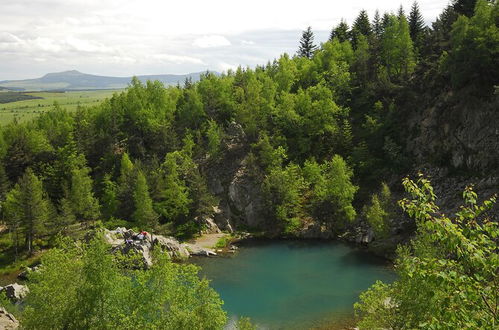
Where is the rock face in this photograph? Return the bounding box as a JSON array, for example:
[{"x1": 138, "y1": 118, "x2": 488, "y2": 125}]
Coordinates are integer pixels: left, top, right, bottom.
[
  {"x1": 407, "y1": 93, "x2": 498, "y2": 173},
  {"x1": 205, "y1": 123, "x2": 265, "y2": 231},
  {"x1": 0, "y1": 307, "x2": 18, "y2": 329},
  {"x1": 0, "y1": 283, "x2": 29, "y2": 303},
  {"x1": 103, "y1": 228, "x2": 198, "y2": 268}
]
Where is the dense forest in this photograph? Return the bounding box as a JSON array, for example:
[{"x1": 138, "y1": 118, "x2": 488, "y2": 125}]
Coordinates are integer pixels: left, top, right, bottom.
[{"x1": 0, "y1": 0, "x2": 497, "y2": 328}]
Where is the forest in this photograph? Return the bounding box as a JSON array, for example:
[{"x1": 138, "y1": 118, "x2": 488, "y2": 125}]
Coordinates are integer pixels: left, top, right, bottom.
[{"x1": 0, "y1": 0, "x2": 497, "y2": 328}]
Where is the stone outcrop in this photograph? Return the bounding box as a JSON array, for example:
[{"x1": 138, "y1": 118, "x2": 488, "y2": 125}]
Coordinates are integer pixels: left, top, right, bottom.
[
  {"x1": 0, "y1": 307, "x2": 18, "y2": 329},
  {"x1": 103, "y1": 228, "x2": 218, "y2": 268},
  {"x1": 184, "y1": 243, "x2": 217, "y2": 256},
  {"x1": 204, "y1": 123, "x2": 265, "y2": 231},
  {"x1": 0, "y1": 283, "x2": 29, "y2": 303}
]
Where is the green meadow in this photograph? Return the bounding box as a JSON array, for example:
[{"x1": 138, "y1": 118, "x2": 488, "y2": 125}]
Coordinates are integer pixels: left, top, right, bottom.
[{"x1": 0, "y1": 90, "x2": 120, "y2": 124}]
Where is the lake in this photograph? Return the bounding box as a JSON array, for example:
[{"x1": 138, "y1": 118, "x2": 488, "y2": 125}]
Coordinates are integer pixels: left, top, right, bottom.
[{"x1": 191, "y1": 239, "x2": 396, "y2": 329}]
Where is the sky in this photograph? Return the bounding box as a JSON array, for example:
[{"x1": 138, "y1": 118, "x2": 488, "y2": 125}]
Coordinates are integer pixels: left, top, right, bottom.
[{"x1": 0, "y1": 0, "x2": 451, "y2": 80}]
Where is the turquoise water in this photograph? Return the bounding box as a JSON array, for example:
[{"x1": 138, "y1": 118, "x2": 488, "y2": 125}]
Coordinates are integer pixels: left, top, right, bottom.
[{"x1": 192, "y1": 240, "x2": 396, "y2": 329}]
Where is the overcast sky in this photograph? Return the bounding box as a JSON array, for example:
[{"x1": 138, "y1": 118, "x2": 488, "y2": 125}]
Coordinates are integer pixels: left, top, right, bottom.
[{"x1": 0, "y1": 0, "x2": 450, "y2": 80}]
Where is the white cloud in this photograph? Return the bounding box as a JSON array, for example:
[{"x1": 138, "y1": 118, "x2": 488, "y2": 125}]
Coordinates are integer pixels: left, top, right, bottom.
[
  {"x1": 151, "y1": 54, "x2": 204, "y2": 65},
  {"x1": 65, "y1": 37, "x2": 114, "y2": 53},
  {"x1": 0, "y1": 0, "x2": 450, "y2": 79},
  {"x1": 192, "y1": 35, "x2": 231, "y2": 48}
]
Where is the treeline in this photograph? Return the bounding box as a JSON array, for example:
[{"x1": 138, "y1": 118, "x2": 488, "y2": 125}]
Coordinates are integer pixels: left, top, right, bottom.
[{"x1": 0, "y1": 0, "x2": 497, "y2": 254}]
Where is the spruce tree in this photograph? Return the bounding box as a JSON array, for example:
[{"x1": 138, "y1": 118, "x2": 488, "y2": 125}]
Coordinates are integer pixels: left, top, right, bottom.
[
  {"x1": 409, "y1": 1, "x2": 426, "y2": 52},
  {"x1": 298, "y1": 26, "x2": 318, "y2": 58},
  {"x1": 398, "y1": 5, "x2": 406, "y2": 19},
  {"x1": 132, "y1": 171, "x2": 158, "y2": 231},
  {"x1": 372, "y1": 10, "x2": 383, "y2": 38},
  {"x1": 330, "y1": 20, "x2": 350, "y2": 42},
  {"x1": 351, "y1": 10, "x2": 372, "y2": 47}
]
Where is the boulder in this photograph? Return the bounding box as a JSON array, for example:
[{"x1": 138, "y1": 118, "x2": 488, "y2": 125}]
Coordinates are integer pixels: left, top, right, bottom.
[
  {"x1": 152, "y1": 235, "x2": 190, "y2": 260},
  {"x1": 1, "y1": 283, "x2": 29, "y2": 303},
  {"x1": 201, "y1": 217, "x2": 222, "y2": 234},
  {"x1": 185, "y1": 243, "x2": 217, "y2": 256},
  {"x1": 114, "y1": 241, "x2": 153, "y2": 269},
  {"x1": 0, "y1": 307, "x2": 18, "y2": 329}
]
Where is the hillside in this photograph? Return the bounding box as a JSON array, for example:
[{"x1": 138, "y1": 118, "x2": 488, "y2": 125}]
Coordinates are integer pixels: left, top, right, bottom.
[{"x1": 0, "y1": 70, "x2": 213, "y2": 91}]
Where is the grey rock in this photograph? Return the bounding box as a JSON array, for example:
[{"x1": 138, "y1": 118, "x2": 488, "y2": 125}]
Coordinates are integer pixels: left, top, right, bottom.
[
  {"x1": 152, "y1": 235, "x2": 190, "y2": 260},
  {"x1": 185, "y1": 243, "x2": 217, "y2": 256},
  {"x1": 0, "y1": 307, "x2": 18, "y2": 329},
  {"x1": 1, "y1": 283, "x2": 29, "y2": 303}
]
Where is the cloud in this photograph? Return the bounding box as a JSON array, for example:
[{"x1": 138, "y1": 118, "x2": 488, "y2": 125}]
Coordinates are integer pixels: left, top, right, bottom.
[
  {"x1": 240, "y1": 40, "x2": 255, "y2": 46},
  {"x1": 0, "y1": 0, "x2": 450, "y2": 79},
  {"x1": 192, "y1": 35, "x2": 231, "y2": 48},
  {"x1": 151, "y1": 54, "x2": 204, "y2": 65}
]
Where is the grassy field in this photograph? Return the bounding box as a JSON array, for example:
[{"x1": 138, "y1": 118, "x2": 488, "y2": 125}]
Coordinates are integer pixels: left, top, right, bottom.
[{"x1": 0, "y1": 90, "x2": 121, "y2": 125}]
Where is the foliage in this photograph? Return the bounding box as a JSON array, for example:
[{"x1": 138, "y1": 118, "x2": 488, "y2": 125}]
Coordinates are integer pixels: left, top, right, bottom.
[
  {"x1": 298, "y1": 26, "x2": 318, "y2": 58},
  {"x1": 3, "y1": 168, "x2": 49, "y2": 254},
  {"x1": 355, "y1": 175, "x2": 499, "y2": 329},
  {"x1": 446, "y1": 0, "x2": 498, "y2": 93},
  {"x1": 364, "y1": 183, "x2": 392, "y2": 238},
  {"x1": 21, "y1": 235, "x2": 227, "y2": 329},
  {"x1": 132, "y1": 170, "x2": 158, "y2": 231}
]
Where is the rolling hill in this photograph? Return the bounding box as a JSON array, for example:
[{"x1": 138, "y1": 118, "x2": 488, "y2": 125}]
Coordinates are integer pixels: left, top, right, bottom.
[{"x1": 0, "y1": 70, "x2": 212, "y2": 91}]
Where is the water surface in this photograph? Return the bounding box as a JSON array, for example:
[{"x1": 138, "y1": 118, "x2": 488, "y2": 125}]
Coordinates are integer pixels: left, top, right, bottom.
[{"x1": 192, "y1": 240, "x2": 396, "y2": 329}]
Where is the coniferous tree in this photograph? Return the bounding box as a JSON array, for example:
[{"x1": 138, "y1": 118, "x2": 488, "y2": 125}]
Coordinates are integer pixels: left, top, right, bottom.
[
  {"x1": 351, "y1": 10, "x2": 372, "y2": 48},
  {"x1": 372, "y1": 10, "x2": 383, "y2": 38},
  {"x1": 298, "y1": 26, "x2": 318, "y2": 58},
  {"x1": 14, "y1": 169, "x2": 49, "y2": 254},
  {"x1": 133, "y1": 170, "x2": 158, "y2": 231},
  {"x1": 68, "y1": 166, "x2": 100, "y2": 222},
  {"x1": 409, "y1": 1, "x2": 426, "y2": 52},
  {"x1": 155, "y1": 152, "x2": 191, "y2": 222},
  {"x1": 453, "y1": 0, "x2": 479, "y2": 17},
  {"x1": 330, "y1": 20, "x2": 350, "y2": 42},
  {"x1": 398, "y1": 5, "x2": 406, "y2": 19},
  {"x1": 100, "y1": 174, "x2": 118, "y2": 221},
  {"x1": 117, "y1": 153, "x2": 135, "y2": 220}
]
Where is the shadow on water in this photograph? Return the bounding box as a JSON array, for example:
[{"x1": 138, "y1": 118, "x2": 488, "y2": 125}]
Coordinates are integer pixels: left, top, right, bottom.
[{"x1": 338, "y1": 248, "x2": 392, "y2": 267}]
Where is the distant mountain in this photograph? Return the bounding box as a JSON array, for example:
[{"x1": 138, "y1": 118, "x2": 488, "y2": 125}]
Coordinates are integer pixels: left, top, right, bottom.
[{"x1": 0, "y1": 70, "x2": 214, "y2": 91}]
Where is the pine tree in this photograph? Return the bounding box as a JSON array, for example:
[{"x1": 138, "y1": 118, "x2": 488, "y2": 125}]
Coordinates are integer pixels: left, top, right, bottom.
[
  {"x1": 372, "y1": 10, "x2": 383, "y2": 38},
  {"x1": 351, "y1": 10, "x2": 372, "y2": 47},
  {"x1": 398, "y1": 5, "x2": 406, "y2": 19},
  {"x1": 18, "y1": 169, "x2": 49, "y2": 254},
  {"x1": 132, "y1": 171, "x2": 158, "y2": 231},
  {"x1": 330, "y1": 20, "x2": 350, "y2": 42},
  {"x1": 68, "y1": 166, "x2": 100, "y2": 221},
  {"x1": 409, "y1": 1, "x2": 426, "y2": 52},
  {"x1": 298, "y1": 26, "x2": 318, "y2": 58}
]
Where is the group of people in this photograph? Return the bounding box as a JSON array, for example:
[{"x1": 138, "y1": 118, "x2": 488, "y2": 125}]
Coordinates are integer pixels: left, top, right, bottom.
[{"x1": 125, "y1": 231, "x2": 149, "y2": 245}]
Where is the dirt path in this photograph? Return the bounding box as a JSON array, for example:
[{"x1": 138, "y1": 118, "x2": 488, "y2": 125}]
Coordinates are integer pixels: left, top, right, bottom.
[{"x1": 190, "y1": 233, "x2": 227, "y2": 249}]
